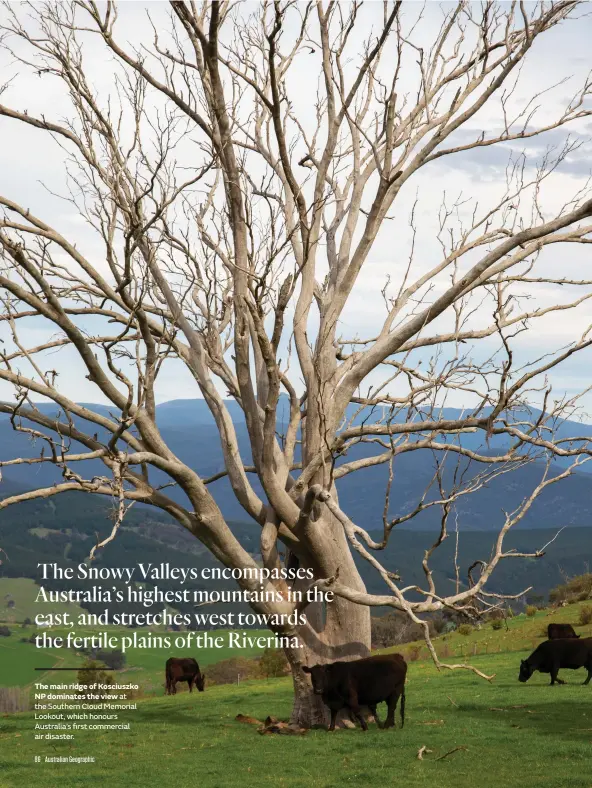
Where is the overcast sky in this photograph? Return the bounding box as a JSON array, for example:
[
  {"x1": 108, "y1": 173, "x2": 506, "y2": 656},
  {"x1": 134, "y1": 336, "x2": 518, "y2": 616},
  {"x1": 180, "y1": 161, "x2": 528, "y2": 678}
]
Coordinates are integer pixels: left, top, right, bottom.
[{"x1": 0, "y1": 1, "x2": 591, "y2": 414}]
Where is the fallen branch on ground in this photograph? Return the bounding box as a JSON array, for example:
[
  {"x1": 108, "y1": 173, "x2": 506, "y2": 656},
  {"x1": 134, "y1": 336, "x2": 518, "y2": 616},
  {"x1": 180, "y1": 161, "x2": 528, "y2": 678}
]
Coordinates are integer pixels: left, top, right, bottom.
[{"x1": 436, "y1": 746, "x2": 468, "y2": 761}]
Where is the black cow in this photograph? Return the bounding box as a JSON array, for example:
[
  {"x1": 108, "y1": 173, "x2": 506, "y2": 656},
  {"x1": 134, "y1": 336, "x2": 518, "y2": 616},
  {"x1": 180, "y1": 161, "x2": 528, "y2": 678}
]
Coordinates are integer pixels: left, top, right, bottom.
[
  {"x1": 547, "y1": 623, "x2": 580, "y2": 640},
  {"x1": 165, "y1": 657, "x2": 205, "y2": 695},
  {"x1": 302, "y1": 654, "x2": 407, "y2": 732},
  {"x1": 519, "y1": 637, "x2": 592, "y2": 685}
]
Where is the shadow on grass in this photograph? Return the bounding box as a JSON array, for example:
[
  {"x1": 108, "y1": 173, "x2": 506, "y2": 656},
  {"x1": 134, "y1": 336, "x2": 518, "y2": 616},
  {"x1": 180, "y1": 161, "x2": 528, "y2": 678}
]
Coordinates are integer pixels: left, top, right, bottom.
[
  {"x1": 457, "y1": 693, "x2": 592, "y2": 741},
  {"x1": 131, "y1": 703, "x2": 209, "y2": 725}
]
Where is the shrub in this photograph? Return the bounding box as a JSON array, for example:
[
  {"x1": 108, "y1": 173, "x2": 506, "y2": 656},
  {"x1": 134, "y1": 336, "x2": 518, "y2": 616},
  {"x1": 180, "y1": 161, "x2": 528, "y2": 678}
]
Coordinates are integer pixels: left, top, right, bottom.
[
  {"x1": 457, "y1": 624, "x2": 472, "y2": 636},
  {"x1": 432, "y1": 614, "x2": 447, "y2": 635},
  {"x1": 491, "y1": 618, "x2": 503, "y2": 631},
  {"x1": 550, "y1": 574, "x2": 592, "y2": 606},
  {"x1": 525, "y1": 605, "x2": 537, "y2": 618},
  {"x1": 76, "y1": 660, "x2": 114, "y2": 701},
  {"x1": 579, "y1": 605, "x2": 592, "y2": 626},
  {"x1": 206, "y1": 657, "x2": 260, "y2": 686},
  {"x1": 90, "y1": 648, "x2": 126, "y2": 670},
  {"x1": 259, "y1": 648, "x2": 288, "y2": 679},
  {"x1": 371, "y1": 611, "x2": 434, "y2": 649},
  {"x1": 23, "y1": 618, "x2": 32, "y2": 627},
  {"x1": 0, "y1": 626, "x2": 11, "y2": 637},
  {"x1": 408, "y1": 645, "x2": 422, "y2": 662},
  {"x1": 526, "y1": 593, "x2": 545, "y2": 609}
]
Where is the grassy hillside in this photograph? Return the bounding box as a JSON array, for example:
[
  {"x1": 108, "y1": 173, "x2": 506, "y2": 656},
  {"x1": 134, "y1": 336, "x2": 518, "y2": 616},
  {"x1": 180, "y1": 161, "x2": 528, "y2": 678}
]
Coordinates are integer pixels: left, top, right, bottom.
[
  {"x1": 388, "y1": 602, "x2": 592, "y2": 666},
  {"x1": 0, "y1": 578, "x2": 87, "y2": 624},
  {"x1": 1, "y1": 573, "x2": 590, "y2": 692},
  {"x1": 2, "y1": 601, "x2": 592, "y2": 786},
  {"x1": 2, "y1": 649, "x2": 591, "y2": 788},
  {"x1": 3, "y1": 513, "x2": 592, "y2": 604},
  {"x1": 0, "y1": 636, "x2": 72, "y2": 687},
  {"x1": 0, "y1": 625, "x2": 270, "y2": 690}
]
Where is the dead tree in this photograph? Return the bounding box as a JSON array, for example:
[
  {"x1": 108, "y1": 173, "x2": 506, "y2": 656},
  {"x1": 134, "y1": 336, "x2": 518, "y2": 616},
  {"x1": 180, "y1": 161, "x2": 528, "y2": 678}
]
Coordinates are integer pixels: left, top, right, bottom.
[{"x1": 1, "y1": 1, "x2": 592, "y2": 725}]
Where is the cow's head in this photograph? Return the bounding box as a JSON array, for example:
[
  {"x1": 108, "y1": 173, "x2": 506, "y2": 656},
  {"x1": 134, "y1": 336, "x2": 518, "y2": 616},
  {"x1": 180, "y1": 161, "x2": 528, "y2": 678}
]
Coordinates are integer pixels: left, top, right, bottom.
[
  {"x1": 195, "y1": 672, "x2": 206, "y2": 692},
  {"x1": 518, "y1": 659, "x2": 533, "y2": 683},
  {"x1": 302, "y1": 664, "x2": 328, "y2": 695}
]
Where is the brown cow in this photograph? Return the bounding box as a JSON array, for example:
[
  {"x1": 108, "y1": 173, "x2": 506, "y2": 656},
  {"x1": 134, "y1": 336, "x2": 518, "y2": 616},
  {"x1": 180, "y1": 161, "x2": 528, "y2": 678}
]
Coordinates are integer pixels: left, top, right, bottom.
[
  {"x1": 547, "y1": 623, "x2": 580, "y2": 640},
  {"x1": 165, "y1": 657, "x2": 205, "y2": 695},
  {"x1": 302, "y1": 654, "x2": 407, "y2": 732}
]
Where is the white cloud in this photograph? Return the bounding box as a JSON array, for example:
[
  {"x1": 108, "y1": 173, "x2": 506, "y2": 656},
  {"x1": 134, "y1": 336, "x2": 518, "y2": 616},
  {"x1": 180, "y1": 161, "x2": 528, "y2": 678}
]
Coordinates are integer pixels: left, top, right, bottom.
[{"x1": 0, "y1": 1, "x2": 591, "y2": 410}]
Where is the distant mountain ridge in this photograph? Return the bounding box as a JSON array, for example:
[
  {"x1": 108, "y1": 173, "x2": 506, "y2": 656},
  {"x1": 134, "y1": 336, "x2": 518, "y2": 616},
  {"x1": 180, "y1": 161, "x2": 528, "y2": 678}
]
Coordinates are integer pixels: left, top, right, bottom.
[
  {"x1": 1, "y1": 476, "x2": 591, "y2": 602},
  {"x1": 2, "y1": 395, "x2": 592, "y2": 602},
  {"x1": 1, "y1": 398, "x2": 592, "y2": 532}
]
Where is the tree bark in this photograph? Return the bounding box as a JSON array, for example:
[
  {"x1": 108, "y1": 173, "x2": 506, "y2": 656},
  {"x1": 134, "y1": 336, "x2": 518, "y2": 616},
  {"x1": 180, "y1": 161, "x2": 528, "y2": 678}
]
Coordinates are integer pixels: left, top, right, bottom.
[
  {"x1": 285, "y1": 592, "x2": 371, "y2": 727},
  {"x1": 287, "y1": 593, "x2": 371, "y2": 728},
  {"x1": 284, "y1": 512, "x2": 371, "y2": 728}
]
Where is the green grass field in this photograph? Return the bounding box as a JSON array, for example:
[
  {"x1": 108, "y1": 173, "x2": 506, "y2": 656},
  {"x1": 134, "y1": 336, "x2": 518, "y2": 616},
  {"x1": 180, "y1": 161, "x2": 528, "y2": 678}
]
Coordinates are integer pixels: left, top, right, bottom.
[
  {"x1": 1, "y1": 649, "x2": 591, "y2": 788},
  {"x1": 2, "y1": 593, "x2": 591, "y2": 786}
]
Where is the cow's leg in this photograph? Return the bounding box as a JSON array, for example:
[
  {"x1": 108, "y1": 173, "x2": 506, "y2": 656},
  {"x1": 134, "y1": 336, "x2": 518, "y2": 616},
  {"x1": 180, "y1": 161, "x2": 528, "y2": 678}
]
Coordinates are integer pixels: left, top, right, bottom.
[
  {"x1": 328, "y1": 708, "x2": 338, "y2": 732},
  {"x1": 351, "y1": 706, "x2": 368, "y2": 731},
  {"x1": 369, "y1": 704, "x2": 382, "y2": 729},
  {"x1": 188, "y1": 677, "x2": 194, "y2": 693},
  {"x1": 346, "y1": 693, "x2": 368, "y2": 731},
  {"x1": 172, "y1": 679, "x2": 177, "y2": 695},
  {"x1": 550, "y1": 663, "x2": 565, "y2": 685},
  {"x1": 583, "y1": 661, "x2": 592, "y2": 685},
  {"x1": 383, "y1": 691, "x2": 398, "y2": 729}
]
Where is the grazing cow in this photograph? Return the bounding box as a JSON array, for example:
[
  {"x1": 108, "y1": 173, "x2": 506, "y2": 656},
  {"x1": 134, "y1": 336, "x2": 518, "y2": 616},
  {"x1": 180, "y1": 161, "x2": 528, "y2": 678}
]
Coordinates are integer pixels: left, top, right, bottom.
[
  {"x1": 302, "y1": 654, "x2": 407, "y2": 732},
  {"x1": 519, "y1": 637, "x2": 592, "y2": 685},
  {"x1": 165, "y1": 657, "x2": 205, "y2": 695},
  {"x1": 547, "y1": 623, "x2": 580, "y2": 640}
]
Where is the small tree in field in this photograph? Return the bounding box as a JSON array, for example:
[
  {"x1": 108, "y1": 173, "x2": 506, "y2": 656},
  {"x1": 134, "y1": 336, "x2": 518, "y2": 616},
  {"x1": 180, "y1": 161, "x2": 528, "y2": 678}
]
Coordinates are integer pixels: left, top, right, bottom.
[
  {"x1": 1, "y1": 2, "x2": 592, "y2": 726},
  {"x1": 259, "y1": 647, "x2": 289, "y2": 679}
]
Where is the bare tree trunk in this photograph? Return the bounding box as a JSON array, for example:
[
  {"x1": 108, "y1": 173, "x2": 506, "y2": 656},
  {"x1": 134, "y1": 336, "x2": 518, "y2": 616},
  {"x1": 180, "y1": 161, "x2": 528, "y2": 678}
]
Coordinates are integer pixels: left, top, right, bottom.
[
  {"x1": 285, "y1": 644, "x2": 328, "y2": 728},
  {"x1": 285, "y1": 514, "x2": 371, "y2": 728},
  {"x1": 285, "y1": 592, "x2": 371, "y2": 728}
]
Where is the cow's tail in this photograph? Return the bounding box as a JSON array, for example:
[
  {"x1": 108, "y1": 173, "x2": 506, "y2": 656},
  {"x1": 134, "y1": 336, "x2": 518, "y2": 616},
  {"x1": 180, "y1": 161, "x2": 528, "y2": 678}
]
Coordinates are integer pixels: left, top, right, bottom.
[{"x1": 400, "y1": 685, "x2": 405, "y2": 728}]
